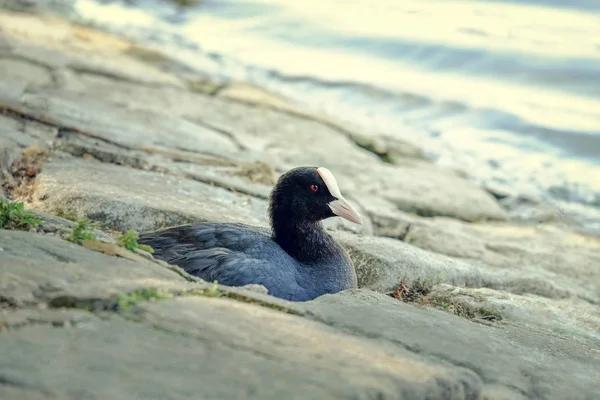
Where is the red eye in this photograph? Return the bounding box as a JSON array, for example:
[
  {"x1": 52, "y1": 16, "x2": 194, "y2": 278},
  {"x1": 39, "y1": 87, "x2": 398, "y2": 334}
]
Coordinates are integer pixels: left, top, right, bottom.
[{"x1": 310, "y1": 184, "x2": 319, "y2": 192}]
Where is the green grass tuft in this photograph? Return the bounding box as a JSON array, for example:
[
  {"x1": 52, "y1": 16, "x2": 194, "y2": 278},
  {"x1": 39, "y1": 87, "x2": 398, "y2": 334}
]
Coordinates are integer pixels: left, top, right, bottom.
[
  {"x1": 0, "y1": 198, "x2": 41, "y2": 230},
  {"x1": 115, "y1": 288, "x2": 174, "y2": 312},
  {"x1": 118, "y1": 229, "x2": 154, "y2": 253},
  {"x1": 65, "y1": 219, "x2": 98, "y2": 244}
]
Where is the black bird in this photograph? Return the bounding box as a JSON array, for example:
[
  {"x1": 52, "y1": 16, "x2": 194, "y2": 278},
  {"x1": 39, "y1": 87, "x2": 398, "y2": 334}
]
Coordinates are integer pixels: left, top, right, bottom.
[{"x1": 138, "y1": 166, "x2": 362, "y2": 301}]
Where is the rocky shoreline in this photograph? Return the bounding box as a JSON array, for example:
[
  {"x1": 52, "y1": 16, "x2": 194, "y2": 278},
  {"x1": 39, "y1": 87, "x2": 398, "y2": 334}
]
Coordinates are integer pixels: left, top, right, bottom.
[{"x1": 1, "y1": 8, "x2": 599, "y2": 400}]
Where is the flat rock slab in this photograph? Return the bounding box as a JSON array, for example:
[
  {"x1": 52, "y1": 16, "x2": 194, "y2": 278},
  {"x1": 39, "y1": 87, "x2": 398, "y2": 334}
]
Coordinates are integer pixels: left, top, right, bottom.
[
  {"x1": 0, "y1": 83, "x2": 240, "y2": 158},
  {"x1": 21, "y1": 56, "x2": 508, "y2": 223},
  {"x1": 338, "y1": 229, "x2": 600, "y2": 340},
  {"x1": 0, "y1": 296, "x2": 482, "y2": 400},
  {"x1": 336, "y1": 231, "x2": 487, "y2": 292},
  {"x1": 404, "y1": 218, "x2": 600, "y2": 304},
  {"x1": 304, "y1": 291, "x2": 600, "y2": 400},
  {"x1": 29, "y1": 155, "x2": 269, "y2": 232},
  {"x1": 0, "y1": 229, "x2": 187, "y2": 305},
  {"x1": 1, "y1": 229, "x2": 598, "y2": 400},
  {"x1": 0, "y1": 12, "x2": 185, "y2": 87}
]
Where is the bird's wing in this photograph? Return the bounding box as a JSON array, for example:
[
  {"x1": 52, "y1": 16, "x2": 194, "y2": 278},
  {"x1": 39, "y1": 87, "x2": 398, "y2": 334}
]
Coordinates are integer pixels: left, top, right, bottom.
[
  {"x1": 139, "y1": 222, "x2": 270, "y2": 262},
  {"x1": 170, "y1": 247, "x2": 284, "y2": 287},
  {"x1": 139, "y1": 223, "x2": 305, "y2": 298}
]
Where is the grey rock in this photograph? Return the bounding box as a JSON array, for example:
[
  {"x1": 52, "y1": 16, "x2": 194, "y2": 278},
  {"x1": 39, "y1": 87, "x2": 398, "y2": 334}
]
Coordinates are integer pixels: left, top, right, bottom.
[
  {"x1": 303, "y1": 290, "x2": 600, "y2": 400},
  {"x1": 0, "y1": 113, "x2": 57, "y2": 156},
  {"x1": 0, "y1": 308, "x2": 94, "y2": 330},
  {"x1": 427, "y1": 284, "x2": 600, "y2": 343},
  {"x1": 0, "y1": 301, "x2": 482, "y2": 400},
  {"x1": 0, "y1": 59, "x2": 53, "y2": 88},
  {"x1": 2, "y1": 10, "x2": 600, "y2": 400},
  {"x1": 0, "y1": 84, "x2": 240, "y2": 158},
  {"x1": 335, "y1": 231, "x2": 486, "y2": 293},
  {"x1": 0, "y1": 12, "x2": 184, "y2": 87},
  {"x1": 42, "y1": 68, "x2": 508, "y2": 222},
  {"x1": 176, "y1": 95, "x2": 508, "y2": 222},
  {"x1": 29, "y1": 141, "x2": 375, "y2": 235},
  {"x1": 0, "y1": 229, "x2": 188, "y2": 305},
  {"x1": 403, "y1": 218, "x2": 600, "y2": 304},
  {"x1": 29, "y1": 155, "x2": 269, "y2": 232}
]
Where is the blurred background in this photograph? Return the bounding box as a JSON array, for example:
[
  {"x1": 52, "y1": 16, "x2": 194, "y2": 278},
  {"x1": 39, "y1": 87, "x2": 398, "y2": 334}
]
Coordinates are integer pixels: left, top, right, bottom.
[{"x1": 18, "y1": 0, "x2": 600, "y2": 235}]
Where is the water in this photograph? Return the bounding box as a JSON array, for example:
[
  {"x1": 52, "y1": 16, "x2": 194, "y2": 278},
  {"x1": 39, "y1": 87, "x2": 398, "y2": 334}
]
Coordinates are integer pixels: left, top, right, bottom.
[{"x1": 71, "y1": 0, "x2": 600, "y2": 234}]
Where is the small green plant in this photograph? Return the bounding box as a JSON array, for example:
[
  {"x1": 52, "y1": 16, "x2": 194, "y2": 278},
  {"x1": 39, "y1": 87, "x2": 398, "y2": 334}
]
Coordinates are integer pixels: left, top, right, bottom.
[
  {"x1": 65, "y1": 218, "x2": 98, "y2": 244},
  {"x1": 203, "y1": 280, "x2": 221, "y2": 297},
  {"x1": 0, "y1": 198, "x2": 41, "y2": 230},
  {"x1": 118, "y1": 229, "x2": 154, "y2": 253},
  {"x1": 115, "y1": 288, "x2": 173, "y2": 312}
]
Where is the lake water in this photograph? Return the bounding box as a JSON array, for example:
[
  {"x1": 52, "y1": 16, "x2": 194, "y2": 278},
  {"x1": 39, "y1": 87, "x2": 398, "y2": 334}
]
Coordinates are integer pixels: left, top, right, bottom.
[{"x1": 72, "y1": 0, "x2": 600, "y2": 234}]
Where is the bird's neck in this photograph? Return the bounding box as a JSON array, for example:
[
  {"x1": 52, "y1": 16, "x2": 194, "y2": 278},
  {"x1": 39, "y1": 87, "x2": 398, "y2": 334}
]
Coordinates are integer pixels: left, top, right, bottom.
[{"x1": 271, "y1": 217, "x2": 338, "y2": 263}]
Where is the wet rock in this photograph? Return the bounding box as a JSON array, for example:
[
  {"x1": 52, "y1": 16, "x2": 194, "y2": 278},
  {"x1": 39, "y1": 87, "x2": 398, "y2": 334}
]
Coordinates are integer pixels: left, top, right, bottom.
[{"x1": 499, "y1": 195, "x2": 562, "y2": 224}]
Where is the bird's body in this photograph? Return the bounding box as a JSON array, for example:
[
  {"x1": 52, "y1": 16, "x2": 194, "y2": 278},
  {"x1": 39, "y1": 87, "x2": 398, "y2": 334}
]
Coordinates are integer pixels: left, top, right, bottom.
[{"x1": 139, "y1": 166, "x2": 362, "y2": 302}]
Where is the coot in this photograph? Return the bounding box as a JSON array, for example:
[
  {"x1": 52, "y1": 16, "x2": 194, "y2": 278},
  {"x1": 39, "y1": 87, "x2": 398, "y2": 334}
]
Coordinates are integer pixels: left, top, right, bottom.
[{"x1": 138, "y1": 166, "x2": 362, "y2": 301}]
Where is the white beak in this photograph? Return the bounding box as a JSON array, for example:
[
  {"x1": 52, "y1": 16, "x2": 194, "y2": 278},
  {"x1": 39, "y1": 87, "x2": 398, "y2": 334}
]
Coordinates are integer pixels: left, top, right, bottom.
[
  {"x1": 328, "y1": 197, "x2": 363, "y2": 225},
  {"x1": 317, "y1": 167, "x2": 363, "y2": 225}
]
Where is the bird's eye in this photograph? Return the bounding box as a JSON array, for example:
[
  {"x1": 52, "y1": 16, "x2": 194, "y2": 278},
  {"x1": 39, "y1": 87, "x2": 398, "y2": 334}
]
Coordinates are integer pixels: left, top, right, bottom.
[{"x1": 310, "y1": 184, "x2": 319, "y2": 192}]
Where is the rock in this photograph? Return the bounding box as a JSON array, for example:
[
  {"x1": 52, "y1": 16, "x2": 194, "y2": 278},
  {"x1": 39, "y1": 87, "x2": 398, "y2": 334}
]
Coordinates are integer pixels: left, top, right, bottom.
[
  {"x1": 0, "y1": 229, "x2": 189, "y2": 306},
  {"x1": 28, "y1": 155, "x2": 269, "y2": 232},
  {"x1": 12, "y1": 59, "x2": 508, "y2": 222},
  {"x1": 350, "y1": 131, "x2": 426, "y2": 162},
  {"x1": 2, "y1": 8, "x2": 600, "y2": 400},
  {"x1": 0, "y1": 308, "x2": 94, "y2": 330},
  {"x1": 217, "y1": 82, "x2": 293, "y2": 109},
  {"x1": 0, "y1": 12, "x2": 184, "y2": 87},
  {"x1": 303, "y1": 290, "x2": 600, "y2": 400},
  {"x1": 403, "y1": 218, "x2": 600, "y2": 304},
  {"x1": 335, "y1": 228, "x2": 600, "y2": 344},
  {"x1": 0, "y1": 300, "x2": 481, "y2": 400},
  {"x1": 334, "y1": 231, "x2": 487, "y2": 293},
  {"x1": 177, "y1": 96, "x2": 508, "y2": 222},
  {"x1": 499, "y1": 195, "x2": 563, "y2": 224},
  {"x1": 2, "y1": 228, "x2": 598, "y2": 399},
  {"x1": 0, "y1": 84, "x2": 240, "y2": 158},
  {"x1": 11, "y1": 129, "x2": 373, "y2": 236},
  {"x1": 426, "y1": 284, "x2": 600, "y2": 342},
  {"x1": 0, "y1": 230, "x2": 485, "y2": 400},
  {"x1": 0, "y1": 114, "x2": 57, "y2": 158},
  {"x1": 0, "y1": 59, "x2": 53, "y2": 87}
]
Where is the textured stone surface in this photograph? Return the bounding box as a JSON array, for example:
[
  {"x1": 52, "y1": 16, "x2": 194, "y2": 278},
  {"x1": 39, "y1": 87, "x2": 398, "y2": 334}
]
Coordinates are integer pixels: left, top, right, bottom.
[
  {"x1": 0, "y1": 309, "x2": 481, "y2": 400},
  {"x1": 403, "y1": 218, "x2": 600, "y2": 303},
  {"x1": 1, "y1": 9, "x2": 600, "y2": 400},
  {"x1": 2, "y1": 230, "x2": 599, "y2": 400},
  {"x1": 304, "y1": 291, "x2": 600, "y2": 400},
  {"x1": 0, "y1": 229, "x2": 187, "y2": 306},
  {"x1": 29, "y1": 155, "x2": 269, "y2": 232}
]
